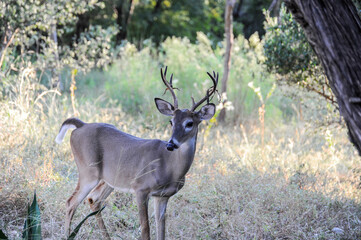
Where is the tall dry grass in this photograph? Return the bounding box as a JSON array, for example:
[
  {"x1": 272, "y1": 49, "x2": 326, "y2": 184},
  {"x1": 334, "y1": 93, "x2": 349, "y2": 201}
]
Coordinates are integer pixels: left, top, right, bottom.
[{"x1": 1, "y1": 73, "x2": 361, "y2": 239}]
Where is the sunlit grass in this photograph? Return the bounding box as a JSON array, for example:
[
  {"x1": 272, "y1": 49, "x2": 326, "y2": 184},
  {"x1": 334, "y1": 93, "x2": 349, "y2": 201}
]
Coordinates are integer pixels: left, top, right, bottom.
[
  {"x1": 1, "y1": 93, "x2": 361, "y2": 239},
  {"x1": 0, "y1": 34, "x2": 358, "y2": 239}
]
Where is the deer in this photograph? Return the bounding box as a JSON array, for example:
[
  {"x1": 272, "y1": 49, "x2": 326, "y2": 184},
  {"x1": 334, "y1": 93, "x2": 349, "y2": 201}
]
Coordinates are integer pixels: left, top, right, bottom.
[{"x1": 55, "y1": 67, "x2": 219, "y2": 240}]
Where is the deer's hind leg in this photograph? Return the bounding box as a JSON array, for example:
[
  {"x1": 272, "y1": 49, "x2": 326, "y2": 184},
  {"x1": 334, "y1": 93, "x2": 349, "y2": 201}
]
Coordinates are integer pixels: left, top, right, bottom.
[
  {"x1": 87, "y1": 180, "x2": 114, "y2": 240},
  {"x1": 65, "y1": 175, "x2": 99, "y2": 236}
]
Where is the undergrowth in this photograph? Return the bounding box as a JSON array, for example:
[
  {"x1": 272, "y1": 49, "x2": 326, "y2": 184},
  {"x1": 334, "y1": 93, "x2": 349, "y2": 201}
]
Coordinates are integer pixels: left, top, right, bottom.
[
  {"x1": 0, "y1": 33, "x2": 359, "y2": 240},
  {"x1": 1, "y1": 90, "x2": 361, "y2": 239}
]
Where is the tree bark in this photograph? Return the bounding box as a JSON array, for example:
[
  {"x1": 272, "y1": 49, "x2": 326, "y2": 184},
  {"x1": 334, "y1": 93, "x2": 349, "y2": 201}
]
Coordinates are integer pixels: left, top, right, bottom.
[
  {"x1": 49, "y1": 23, "x2": 63, "y2": 90},
  {"x1": 115, "y1": 0, "x2": 134, "y2": 43},
  {"x1": 233, "y1": 0, "x2": 243, "y2": 20},
  {"x1": 219, "y1": 0, "x2": 236, "y2": 123},
  {"x1": 268, "y1": 0, "x2": 282, "y2": 17},
  {"x1": 284, "y1": 0, "x2": 361, "y2": 154},
  {"x1": 145, "y1": 0, "x2": 163, "y2": 39}
]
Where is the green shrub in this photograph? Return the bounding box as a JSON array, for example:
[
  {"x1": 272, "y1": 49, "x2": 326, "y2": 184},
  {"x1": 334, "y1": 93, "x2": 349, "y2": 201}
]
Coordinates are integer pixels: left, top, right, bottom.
[{"x1": 99, "y1": 32, "x2": 282, "y2": 124}]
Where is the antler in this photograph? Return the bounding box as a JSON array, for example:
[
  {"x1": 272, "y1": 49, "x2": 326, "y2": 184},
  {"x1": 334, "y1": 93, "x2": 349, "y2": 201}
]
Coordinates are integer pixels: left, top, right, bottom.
[
  {"x1": 160, "y1": 66, "x2": 178, "y2": 109},
  {"x1": 190, "y1": 71, "x2": 219, "y2": 112}
]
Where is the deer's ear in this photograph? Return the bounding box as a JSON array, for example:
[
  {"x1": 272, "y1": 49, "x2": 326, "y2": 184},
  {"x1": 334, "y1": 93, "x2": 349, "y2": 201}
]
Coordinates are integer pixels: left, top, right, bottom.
[
  {"x1": 197, "y1": 104, "x2": 216, "y2": 120},
  {"x1": 155, "y1": 98, "x2": 175, "y2": 116}
]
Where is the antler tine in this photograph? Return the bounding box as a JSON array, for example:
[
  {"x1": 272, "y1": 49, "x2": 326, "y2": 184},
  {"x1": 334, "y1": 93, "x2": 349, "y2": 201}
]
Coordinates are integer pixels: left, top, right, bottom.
[
  {"x1": 160, "y1": 67, "x2": 178, "y2": 109},
  {"x1": 190, "y1": 71, "x2": 219, "y2": 112},
  {"x1": 191, "y1": 96, "x2": 196, "y2": 106},
  {"x1": 207, "y1": 71, "x2": 218, "y2": 88}
]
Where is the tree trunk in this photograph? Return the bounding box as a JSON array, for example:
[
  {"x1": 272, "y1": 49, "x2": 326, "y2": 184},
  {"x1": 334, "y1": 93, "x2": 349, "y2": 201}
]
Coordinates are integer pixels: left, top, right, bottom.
[
  {"x1": 219, "y1": 0, "x2": 235, "y2": 123},
  {"x1": 115, "y1": 2, "x2": 124, "y2": 43},
  {"x1": 49, "y1": 23, "x2": 63, "y2": 90},
  {"x1": 268, "y1": 0, "x2": 282, "y2": 18},
  {"x1": 115, "y1": 0, "x2": 134, "y2": 43},
  {"x1": 284, "y1": 0, "x2": 361, "y2": 154},
  {"x1": 146, "y1": 0, "x2": 163, "y2": 38},
  {"x1": 233, "y1": 0, "x2": 243, "y2": 20}
]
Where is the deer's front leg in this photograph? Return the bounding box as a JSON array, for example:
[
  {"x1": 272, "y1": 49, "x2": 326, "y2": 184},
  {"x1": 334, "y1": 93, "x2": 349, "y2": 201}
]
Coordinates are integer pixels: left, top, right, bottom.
[
  {"x1": 154, "y1": 196, "x2": 169, "y2": 240},
  {"x1": 136, "y1": 191, "x2": 150, "y2": 240}
]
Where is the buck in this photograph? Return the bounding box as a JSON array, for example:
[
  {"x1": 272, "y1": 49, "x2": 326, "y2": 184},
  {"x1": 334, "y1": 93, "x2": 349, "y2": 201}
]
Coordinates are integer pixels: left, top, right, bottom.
[{"x1": 55, "y1": 67, "x2": 218, "y2": 240}]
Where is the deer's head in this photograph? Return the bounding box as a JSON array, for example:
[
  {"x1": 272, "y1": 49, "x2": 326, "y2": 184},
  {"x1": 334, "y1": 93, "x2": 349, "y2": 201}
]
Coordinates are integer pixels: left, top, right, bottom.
[{"x1": 155, "y1": 67, "x2": 218, "y2": 151}]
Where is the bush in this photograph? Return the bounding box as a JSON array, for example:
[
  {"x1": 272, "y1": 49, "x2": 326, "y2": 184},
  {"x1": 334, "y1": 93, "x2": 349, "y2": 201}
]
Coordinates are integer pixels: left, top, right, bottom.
[{"x1": 99, "y1": 32, "x2": 282, "y2": 124}]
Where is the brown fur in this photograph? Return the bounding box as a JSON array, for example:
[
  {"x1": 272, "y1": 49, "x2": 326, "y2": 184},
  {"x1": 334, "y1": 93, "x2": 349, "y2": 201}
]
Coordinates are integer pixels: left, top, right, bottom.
[{"x1": 60, "y1": 104, "x2": 215, "y2": 240}]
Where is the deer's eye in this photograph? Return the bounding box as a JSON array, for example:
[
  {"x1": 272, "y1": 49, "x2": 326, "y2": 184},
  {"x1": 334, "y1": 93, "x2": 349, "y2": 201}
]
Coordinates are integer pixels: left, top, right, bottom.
[{"x1": 186, "y1": 121, "x2": 193, "y2": 128}]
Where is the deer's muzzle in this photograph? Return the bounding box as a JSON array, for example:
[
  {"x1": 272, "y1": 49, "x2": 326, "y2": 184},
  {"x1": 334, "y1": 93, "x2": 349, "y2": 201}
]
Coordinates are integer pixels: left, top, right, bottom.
[{"x1": 166, "y1": 140, "x2": 179, "y2": 151}]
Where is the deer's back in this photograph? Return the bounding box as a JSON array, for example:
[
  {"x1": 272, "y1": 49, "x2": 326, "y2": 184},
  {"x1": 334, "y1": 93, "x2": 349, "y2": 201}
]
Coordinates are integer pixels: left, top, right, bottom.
[{"x1": 70, "y1": 122, "x2": 172, "y2": 191}]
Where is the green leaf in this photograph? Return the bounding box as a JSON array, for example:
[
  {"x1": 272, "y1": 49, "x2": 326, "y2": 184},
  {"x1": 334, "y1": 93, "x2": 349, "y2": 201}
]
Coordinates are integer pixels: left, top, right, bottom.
[
  {"x1": 0, "y1": 229, "x2": 8, "y2": 240},
  {"x1": 67, "y1": 206, "x2": 105, "y2": 240},
  {"x1": 22, "y1": 191, "x2": 42, "y2": 240},
  {"x1": 22, "y1": 204, "x2": 29, "y2": 240}
]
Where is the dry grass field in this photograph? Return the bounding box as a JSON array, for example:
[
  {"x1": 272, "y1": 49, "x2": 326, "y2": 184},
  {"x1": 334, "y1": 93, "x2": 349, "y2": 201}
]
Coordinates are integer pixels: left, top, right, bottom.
[{"x1": 1, "y1": 92, "x2": 361, "y2": 240}]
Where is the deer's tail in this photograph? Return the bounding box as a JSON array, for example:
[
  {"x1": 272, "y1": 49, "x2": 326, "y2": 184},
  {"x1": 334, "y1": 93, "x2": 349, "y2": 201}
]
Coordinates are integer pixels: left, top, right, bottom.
[{"x1": 55, "y1": 118, "x2": 85, "y2": 144}]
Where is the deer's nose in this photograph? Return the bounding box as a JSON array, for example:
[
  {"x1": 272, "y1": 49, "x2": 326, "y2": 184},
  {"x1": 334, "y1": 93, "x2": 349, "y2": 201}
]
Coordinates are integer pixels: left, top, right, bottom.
[{"x1": 166, "y1": 139, "x2": 179, "y2": 151}]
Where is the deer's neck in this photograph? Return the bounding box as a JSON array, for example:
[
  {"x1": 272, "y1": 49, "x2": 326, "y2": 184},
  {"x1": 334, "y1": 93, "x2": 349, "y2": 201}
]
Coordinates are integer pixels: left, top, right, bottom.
[{"x1": 173, "y1": 133, "x2": 198, "y2": 176}]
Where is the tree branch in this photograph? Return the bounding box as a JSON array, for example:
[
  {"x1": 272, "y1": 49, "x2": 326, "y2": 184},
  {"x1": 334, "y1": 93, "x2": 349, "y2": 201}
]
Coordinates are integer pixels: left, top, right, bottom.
[{"x1": 0, "y1": 27, "x2": 19, "y2": 70}]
